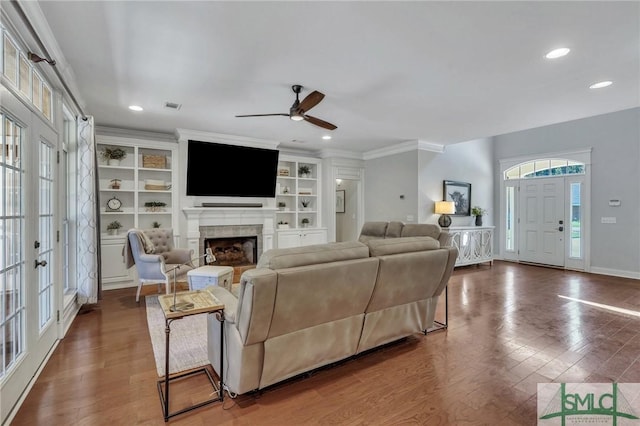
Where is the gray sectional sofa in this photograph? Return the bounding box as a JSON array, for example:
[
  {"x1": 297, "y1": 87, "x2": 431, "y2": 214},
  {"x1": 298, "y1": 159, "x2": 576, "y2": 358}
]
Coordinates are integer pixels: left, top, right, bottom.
[{"x1": 205, "y1": 222, "x2": 457, "y2": 395}]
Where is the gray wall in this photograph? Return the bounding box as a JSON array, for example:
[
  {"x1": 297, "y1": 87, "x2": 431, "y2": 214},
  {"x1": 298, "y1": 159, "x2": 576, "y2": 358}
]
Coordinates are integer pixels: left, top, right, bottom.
[
  {"x1": 364, "y1": 139, "x2": 494, "y2": 227},
  {"x1": 418, "y1": 138, "x2": 494, "y2": 226},
  {"x1": 364, "y1": 150, "x2": 418, "y2": 222},
  {"x1": 493, "y1": 107, "x2": 640, "y2": 276}
]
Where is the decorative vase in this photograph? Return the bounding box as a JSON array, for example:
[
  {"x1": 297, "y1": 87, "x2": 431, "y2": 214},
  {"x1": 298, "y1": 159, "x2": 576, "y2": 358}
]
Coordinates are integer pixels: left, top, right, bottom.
[
  {"x1": 475, "y1": 215, "x2": 483, "y2": 226},
  {"x1": 108, "y1": 228, "x2": 118, "y2": 235},
  {"x1": 108, "y1": 159, "x2": 120, "y2": 166}
]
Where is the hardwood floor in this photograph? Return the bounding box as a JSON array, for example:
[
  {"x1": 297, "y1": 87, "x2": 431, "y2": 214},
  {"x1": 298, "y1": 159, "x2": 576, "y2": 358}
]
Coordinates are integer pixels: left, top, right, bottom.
[{"x1": 11, "y1": 261, "x2": 640, "y2": 425}]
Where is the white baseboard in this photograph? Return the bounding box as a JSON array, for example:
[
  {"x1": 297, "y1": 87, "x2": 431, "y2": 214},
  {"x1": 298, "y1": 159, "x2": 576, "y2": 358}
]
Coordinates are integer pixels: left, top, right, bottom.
[
  {"x1": 102, "y1": 280, "x2": 136, "y2": 291},
  {"x1": 590, "y1": 267, "x2": 640, "y2": 280}
]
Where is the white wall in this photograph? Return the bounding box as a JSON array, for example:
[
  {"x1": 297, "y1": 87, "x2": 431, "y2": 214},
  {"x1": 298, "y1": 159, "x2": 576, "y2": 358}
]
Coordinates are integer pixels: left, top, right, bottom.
[{"x1": 493, "y1": 107, "x2": 640, "y2": 277}]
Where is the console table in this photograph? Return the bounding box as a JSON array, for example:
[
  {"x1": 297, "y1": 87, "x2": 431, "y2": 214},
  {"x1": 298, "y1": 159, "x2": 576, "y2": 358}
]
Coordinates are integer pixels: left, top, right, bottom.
[
  {"x1": 157, "y1": 290, "x2": 225, "y2": 422},
  {"x1": 447, "y1": 226, "x2": 494, "y2": 267}
]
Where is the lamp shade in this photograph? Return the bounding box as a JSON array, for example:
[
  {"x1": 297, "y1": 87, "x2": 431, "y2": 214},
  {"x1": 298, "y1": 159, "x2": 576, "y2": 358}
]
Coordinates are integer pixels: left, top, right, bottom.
[{"x1": 435, "y1": 201, "x2": 455, "y2": 215}]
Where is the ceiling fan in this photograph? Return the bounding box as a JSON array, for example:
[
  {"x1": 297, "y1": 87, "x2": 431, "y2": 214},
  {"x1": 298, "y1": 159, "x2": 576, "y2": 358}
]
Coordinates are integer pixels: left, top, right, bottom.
[{"x1": 235, "y1": 85, "x2": 337, "y2": 130}]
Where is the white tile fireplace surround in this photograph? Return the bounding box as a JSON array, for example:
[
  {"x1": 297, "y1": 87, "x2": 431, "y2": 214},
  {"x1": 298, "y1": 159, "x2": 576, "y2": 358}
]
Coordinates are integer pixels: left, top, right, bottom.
[{"x1": 182, "y1": 207, "x2": 276, "y2": 263}]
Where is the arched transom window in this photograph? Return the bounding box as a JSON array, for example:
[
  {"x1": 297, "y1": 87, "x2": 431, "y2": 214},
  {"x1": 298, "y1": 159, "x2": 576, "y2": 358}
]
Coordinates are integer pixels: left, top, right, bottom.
[{"x1": 504, "y1": 159, "x2": 585, "y2": 180}]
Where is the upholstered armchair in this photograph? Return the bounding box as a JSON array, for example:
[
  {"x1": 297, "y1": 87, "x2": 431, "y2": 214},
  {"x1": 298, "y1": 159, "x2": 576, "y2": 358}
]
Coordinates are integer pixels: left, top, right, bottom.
[{"x1": 124, "y1": 228, "x2": 195, "y2": 302}]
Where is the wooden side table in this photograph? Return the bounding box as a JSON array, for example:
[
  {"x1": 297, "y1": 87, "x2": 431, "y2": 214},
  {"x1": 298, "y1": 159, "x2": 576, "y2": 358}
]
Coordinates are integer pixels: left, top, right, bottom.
[{"x1": 157, "y1": 290, "x2": 225, "y2": 422}]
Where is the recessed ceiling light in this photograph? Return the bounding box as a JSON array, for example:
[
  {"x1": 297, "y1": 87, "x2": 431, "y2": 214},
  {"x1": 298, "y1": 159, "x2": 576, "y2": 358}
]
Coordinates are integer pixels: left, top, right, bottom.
[
  {"x1": 128, "y1": 105, "x2": 143, "y2": 111},
  {"x1": 589, "y1": 81, "x2": 613, "y2": 89},
  {"x1": 545, "y1": 48, "x2": 570, "y2": 59},
  {"x1": 322, "y1": 135, "x2": 332, "y2": 140}
]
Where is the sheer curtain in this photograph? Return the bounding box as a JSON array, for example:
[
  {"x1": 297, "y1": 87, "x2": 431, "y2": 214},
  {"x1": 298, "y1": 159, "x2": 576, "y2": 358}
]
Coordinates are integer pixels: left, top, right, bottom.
[{"x1": 76, "y1": 116, "x2": 101, "y2": 303}]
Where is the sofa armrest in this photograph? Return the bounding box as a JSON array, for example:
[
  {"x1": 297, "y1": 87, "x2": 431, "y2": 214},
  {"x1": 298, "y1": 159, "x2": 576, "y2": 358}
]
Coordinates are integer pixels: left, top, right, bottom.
[
  {"x1": 206, "y1": 286, "x2": 238, "y2": 323},
  {"x1": 438, "y1": 232, "x2": 453, "y2": 247},
  {"x1": 236, "y1": 268, "x2": 278, "y2": 345}
]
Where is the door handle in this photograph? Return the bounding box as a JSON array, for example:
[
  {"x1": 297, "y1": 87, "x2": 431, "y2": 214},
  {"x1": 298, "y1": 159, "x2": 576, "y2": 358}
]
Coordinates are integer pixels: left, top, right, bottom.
[
  {"x1": 558, "y1": 226, "x2": 564, "y2": 232},
  {"x1": 34, "y1": 259, "x2": 47, "y2": 269}
]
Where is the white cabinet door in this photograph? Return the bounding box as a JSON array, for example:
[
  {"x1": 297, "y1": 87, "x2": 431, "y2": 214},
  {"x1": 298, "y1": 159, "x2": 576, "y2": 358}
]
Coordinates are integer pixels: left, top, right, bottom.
[
  {"x1": 100, "y1": 236, "x2": 131, "y2": 282},
  {"x1": 300, "y1": 229, "x2": 327, "y2": 246},
  {"x1": 277, "y1": 230, "x2": 303, "y2": 249},
  {"x1": 277, "y1": 228, "x2": 328, "y2": 248}
]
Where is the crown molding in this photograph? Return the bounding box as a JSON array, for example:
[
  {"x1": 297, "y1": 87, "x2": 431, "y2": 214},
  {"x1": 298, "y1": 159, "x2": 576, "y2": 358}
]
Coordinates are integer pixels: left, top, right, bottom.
[
  {"x1": 363, "y1": 139, "x2": 444, "y2": 160},
  {"x1": 175, "y1": 128, "x2": 280, "y2": 150}
]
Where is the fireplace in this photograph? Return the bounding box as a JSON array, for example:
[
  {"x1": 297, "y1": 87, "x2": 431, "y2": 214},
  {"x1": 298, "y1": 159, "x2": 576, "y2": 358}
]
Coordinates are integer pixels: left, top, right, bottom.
[{"x1": 204, "y1": 236, "x2": 257, "y2": 267}]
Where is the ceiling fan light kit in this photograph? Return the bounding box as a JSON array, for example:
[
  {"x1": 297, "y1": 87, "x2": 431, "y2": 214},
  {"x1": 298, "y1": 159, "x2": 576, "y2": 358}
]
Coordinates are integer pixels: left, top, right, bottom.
[{"x1": 236, "y1": 84, "x2": 337, "y2": 130}]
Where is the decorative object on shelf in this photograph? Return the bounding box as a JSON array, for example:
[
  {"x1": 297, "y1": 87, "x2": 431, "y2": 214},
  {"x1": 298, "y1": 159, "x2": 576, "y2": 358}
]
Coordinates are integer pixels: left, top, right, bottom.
[
  {"x1": 282, "y1": 186, "x2": 290, "y2": 194},
  {"x1": 106, "y1": 196, "x2": 122, "y2": 212},
  {"x1": 106, "y1": 220, "x2": 122, "y2": 235},
  {"x1": 144, "y1": 201, "x2": 167, "y2": 212},
  {"x1": 100, "y1": 147, "x2": 127, "y2": 166},
  {"x1": 471, "y1": 206, "x2": 487, "y2": 226},
  {"x1": 144, "y1": 179, "x2": 170, "y2": 190},
  {"x1": 278, "y1": 166, "x2": 290, "y2": 176},
  {"x1": 300, "y1": 198, "x2": 311, "y2": 210},
  {"x1": 301, "y1": 218, "x2": 310, "y2": 228},
  {"x1": 435, "y1": 201, "x2": 456, "y2": 228},
  {"x1": 298, "y1": 187, "x2": 312, "y2": 195},
  {"x1": 443, "y1": 180, "x2": 471, "y2": 216},
  {"x1": 152, "y1": 221, "x2": 162, "y2": 228},
  {"x1": 336, "y1": 189, "x2": 345, "y2": 213},
  {"x1": 109, "y1": 179, "x2": 121, "y2": 190},
  {"x1": 298, "y1": 165, "x2": 311, "y2": 178},
  {"x1": 278, "y1": 201, "x2": 286, "y2": 211},
  {"x1": 277, "y1": 221, "x2": 289, "y2": 229},
  {"x1": 142, "y1": 154, "x2": 167, "y2": 169}
]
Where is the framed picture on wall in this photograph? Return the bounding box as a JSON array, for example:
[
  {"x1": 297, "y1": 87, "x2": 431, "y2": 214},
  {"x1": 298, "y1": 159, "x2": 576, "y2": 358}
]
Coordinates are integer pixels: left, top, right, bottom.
[
  {"x1": 443, "y1": 180, "x2": 471, "y2": 216},
  {"x1": 336, "y1": 190, "x2": 345, "y2": 213}
]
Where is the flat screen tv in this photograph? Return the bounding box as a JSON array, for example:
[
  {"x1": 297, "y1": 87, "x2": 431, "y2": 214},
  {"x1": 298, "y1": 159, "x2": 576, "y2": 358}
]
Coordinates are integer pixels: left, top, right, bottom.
[{"x1": 186, "y1": 140, "x2": 279, "y2": 197}]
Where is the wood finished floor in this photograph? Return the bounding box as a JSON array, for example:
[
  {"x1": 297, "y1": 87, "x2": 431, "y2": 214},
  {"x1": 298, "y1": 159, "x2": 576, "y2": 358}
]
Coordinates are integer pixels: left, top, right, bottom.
[{"x1": 11, "y1": 261, "x2": 640, "y2": 425}]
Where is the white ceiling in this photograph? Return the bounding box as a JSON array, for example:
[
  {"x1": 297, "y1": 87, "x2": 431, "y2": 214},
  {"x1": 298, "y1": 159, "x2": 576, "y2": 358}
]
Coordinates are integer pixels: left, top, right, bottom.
[{"x1": 36, "y1": 1, "x2": 639, "y2": 154}]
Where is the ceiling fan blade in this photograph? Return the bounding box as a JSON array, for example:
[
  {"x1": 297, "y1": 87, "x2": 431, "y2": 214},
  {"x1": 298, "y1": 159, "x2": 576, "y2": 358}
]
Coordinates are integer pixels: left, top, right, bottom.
[
  {"x1": 304, "y1": 115, "x2": 337, "y2": 130},
  {"x1": 298, "y1": 91, "x2": 325, "y2": 113},
  {"x1": 235, "y1": 113, "x2": 290, "y2": 117}
]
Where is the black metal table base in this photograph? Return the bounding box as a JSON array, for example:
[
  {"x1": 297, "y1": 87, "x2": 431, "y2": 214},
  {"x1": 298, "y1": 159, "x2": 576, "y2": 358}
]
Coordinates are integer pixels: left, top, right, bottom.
[
  {"x1": 157, "y1": 366, "x2": 221, "y2": 421},
  {"x1": 159, "y1": 312, "x2": 224, "y2": 422}
]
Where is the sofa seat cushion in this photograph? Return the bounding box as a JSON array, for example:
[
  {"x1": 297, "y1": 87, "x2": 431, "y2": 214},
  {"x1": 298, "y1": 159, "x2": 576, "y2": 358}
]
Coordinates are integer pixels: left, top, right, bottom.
[
  {"x1": 257, "y1": 241, "x2": 369, "y2": 269},
  {"x1": 366, "y1": 236, "x2": 440, "y2": 257}
]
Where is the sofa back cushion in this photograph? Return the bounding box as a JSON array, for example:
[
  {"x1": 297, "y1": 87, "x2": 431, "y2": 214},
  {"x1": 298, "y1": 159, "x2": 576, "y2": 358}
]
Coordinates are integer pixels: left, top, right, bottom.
[
  {"x1": 385, "y1": 221, "x2": 404, "y2": 238},
  {"x1": 400, "y1": 223, "x2": 442, "y2": 240},
  {"x1": 266, "y1": 257, "x2": 379, "y2": 339},
  {"x1": 366, "y1": 236, "x2": 440, "y2": 257},
  {"x1": 257, "y1": 241, "x2": 369, "y2": 269},
  {"x1": 357, "y1": 222, "x2": 389, "y2": 243}
]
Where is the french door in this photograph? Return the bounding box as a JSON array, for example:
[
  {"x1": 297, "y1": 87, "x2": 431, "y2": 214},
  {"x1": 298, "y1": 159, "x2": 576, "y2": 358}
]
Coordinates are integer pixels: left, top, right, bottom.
[{"x1": 1, "y1": 88, "x2": 58, "y2": 423}]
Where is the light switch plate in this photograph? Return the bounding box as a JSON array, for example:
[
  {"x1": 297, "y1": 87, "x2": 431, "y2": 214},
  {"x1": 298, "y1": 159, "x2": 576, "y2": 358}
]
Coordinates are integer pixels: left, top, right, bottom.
[{"x1": 601, "y1": 217, "x2": 616, "y2": 224}]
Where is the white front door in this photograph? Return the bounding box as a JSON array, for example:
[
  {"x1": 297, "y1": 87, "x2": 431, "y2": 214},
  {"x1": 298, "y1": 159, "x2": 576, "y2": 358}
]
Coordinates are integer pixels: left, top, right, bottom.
[
  {"x1": 1, "y1": 89, "x2": 59, "y2": 424},
  {"x1": 518, "y1": 177, "x2": 565, "y2": 266}
]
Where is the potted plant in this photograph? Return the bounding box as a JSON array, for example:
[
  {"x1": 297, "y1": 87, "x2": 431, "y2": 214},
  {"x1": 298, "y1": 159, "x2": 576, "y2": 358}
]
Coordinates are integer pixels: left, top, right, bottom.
[
  {"x1": 301, "y1": 218, "x2": 310, "y2": 228},
  {"x1": 277, "y1": 221, "x2": 289, "y2": 229},
  {"x1": 471, "y1": 206, "x2": 487, "y2": 226},
  {"x1": 109, "y1": 178, "x2": 121, "y2": 190},
  {"x1": 278, "y1": 201, "x2": 286, "y2": 211},
  {"x1": 144, "y1": 201, "x2": 167, "y2": 212},
  {"x1": 298, "y1": 165, "x2": 311, "y2": 178},
  {"x1": 152, "y1": 221, "x2": 161, "y2": 228},
  {"x1": 300, "y1": 198, "x2": 311, "y2": 210},
  {"x1": 101, "y1": 147, "x2": 127, "y2": 166},
  {"x1": 106, "y1": 220, "x2": 122, "y2": 235}
]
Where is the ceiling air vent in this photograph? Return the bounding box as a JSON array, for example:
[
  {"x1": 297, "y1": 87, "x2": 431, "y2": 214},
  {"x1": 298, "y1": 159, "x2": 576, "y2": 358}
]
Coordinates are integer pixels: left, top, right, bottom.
[{"x1": 163, "y1": 101, "x2": 182, "y2": 110}]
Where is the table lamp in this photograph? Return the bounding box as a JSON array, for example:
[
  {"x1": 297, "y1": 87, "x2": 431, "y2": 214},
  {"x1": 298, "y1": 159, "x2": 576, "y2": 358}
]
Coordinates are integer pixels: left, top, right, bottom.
[{"x1": 435, "y1": 201, "x2": 455, "y2": 228}]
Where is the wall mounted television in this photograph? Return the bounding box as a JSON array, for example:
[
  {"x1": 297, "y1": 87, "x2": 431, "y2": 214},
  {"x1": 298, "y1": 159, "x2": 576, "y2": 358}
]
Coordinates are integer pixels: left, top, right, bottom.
[{"x1": 186, "y1": 140, "x2": 279, "y2": 197}]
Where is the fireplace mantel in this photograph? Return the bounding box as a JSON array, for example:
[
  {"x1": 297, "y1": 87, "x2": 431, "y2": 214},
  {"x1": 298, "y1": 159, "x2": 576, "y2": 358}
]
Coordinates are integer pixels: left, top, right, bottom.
[{"x1": 183, "y1": 207, "x2": 277, "y2": 257}]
